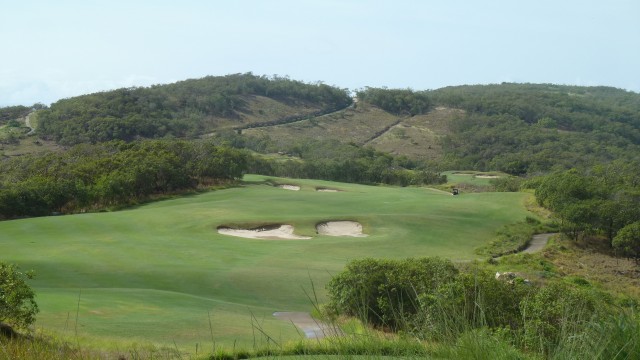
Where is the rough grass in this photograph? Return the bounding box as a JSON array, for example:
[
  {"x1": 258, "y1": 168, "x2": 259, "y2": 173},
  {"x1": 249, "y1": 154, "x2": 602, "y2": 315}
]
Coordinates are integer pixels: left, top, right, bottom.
[
  {"x1": 0, "y1": 175, "x2": 533, "y2": 351},
  {"x1": 202, "y1": 95, "x2": 329, "y2": 132},
  {"x1": 244, "y1": 103, "x2": 461, "y2": 161},
  {"x1": 367, "y1": 107, "x2": 461, "y2": 161},
  {"x1": 243, "y1": 102, "x2": 399, "y2": 147}
]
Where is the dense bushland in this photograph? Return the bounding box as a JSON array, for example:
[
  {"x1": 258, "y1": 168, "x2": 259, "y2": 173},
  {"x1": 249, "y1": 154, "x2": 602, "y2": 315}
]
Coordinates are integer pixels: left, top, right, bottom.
[
  {"x1": 326, "y1": 257, "x2": 639, "y2": 358},
  {"x1": 0, "y1": 105, "x2": 32, "y2": 125},
  {"x1": 0, "y1": 139, "x2": 248, "y2": 218},
  {"x1": 36, "y1": 73, "x2": 352, "y2": 145},
  {"x1": 432, "y1": 84, "x2": 640, "y2": 175},
  {"x1": 356, "y1": 87, "x2": 432, "y2": 115},
  {"x1": 532, "y1": 161, "x2": 640, "y2": 256}
]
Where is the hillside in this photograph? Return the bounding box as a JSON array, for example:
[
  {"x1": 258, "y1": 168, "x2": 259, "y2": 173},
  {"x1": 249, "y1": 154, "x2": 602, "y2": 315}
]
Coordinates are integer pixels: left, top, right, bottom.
[
  {"x1": 242, "y1": 83, "x2": 640, "y2": 174},
  {"x1": 3, "y1": 77, "x2": 640, "y2": 176},
  {"x1": 33, "y1": 73, "x2": 352, "y2": 145}
]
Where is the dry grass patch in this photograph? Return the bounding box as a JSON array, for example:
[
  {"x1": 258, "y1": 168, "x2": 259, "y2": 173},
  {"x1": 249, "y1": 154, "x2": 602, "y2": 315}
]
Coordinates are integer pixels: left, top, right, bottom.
[
  {"x1": 244, "y1": 102, "x2": 399, "y2": 147},
  {"x1": 542, "y1": 235, "x2": 640, "y2": 300}
]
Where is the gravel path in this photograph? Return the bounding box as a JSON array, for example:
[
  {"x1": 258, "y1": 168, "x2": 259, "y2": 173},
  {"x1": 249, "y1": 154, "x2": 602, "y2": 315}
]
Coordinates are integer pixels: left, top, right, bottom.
[{"x1": 523, "y1": 233, "x2": 556, "y2": 253}]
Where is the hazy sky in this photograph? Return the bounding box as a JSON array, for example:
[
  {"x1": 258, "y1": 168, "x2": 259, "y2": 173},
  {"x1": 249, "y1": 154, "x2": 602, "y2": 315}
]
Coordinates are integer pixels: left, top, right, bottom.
[{"x1": 1, "y1": 0, "x2": 639, "y2": 106}]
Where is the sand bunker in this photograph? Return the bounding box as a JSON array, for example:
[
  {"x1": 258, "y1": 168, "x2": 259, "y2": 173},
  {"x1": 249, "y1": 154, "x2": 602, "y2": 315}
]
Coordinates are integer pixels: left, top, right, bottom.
[
  {"x1": 316, "y1": 187, "x2": 340, "y2": 192},
  {"x1": 217, "y1": 224, "x2": 311, "y2": 240},
  {"x1": 316, "y1": 221, "x2": 367, "y2": 237},
  {"x1": 475, "y1": 175, "x2": 500, "y2": 179},
  {"x1": 279, "y1": 184, "x2": 300, "y2": 191}
]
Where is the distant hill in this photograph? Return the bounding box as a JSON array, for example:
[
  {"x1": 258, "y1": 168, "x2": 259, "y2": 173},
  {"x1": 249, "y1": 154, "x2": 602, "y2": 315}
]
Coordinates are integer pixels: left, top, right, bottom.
[
  {"x1": 5, "y1": 77, "x2": 640, "y2": 176},
  {"x1": 34, "y1": 73, "x2": 352, "y2": 145},
  {"x1": 245, "y1": 83, "x2": 640, "y2": 174}
]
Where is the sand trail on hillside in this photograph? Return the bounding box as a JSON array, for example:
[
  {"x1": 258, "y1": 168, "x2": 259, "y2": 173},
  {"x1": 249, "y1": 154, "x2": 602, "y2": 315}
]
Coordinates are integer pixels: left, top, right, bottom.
[
  {"x1": 316, "y1": 221, "x2": 367, "y2": 237},
  {"x1": 217, "y1": 225, "x2": 311, "y2": 240}
]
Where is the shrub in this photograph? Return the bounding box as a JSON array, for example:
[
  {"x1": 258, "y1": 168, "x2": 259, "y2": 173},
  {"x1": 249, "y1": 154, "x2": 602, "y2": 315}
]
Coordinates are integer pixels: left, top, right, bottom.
[
  {"x1": 0, "y1": 263, "x2": 38, "y2": 331},
  {"x1": 325, "y1": 257, "x2": 458, "y2": 330},
  {"x1": 520, "y1": 282, "x2": 606, "y2": 355}
]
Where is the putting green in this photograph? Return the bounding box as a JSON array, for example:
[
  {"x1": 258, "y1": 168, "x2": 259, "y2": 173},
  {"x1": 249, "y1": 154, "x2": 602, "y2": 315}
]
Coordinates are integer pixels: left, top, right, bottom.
[{"x1": 0, "y1": 175, "x2": 532, "y2": 350}]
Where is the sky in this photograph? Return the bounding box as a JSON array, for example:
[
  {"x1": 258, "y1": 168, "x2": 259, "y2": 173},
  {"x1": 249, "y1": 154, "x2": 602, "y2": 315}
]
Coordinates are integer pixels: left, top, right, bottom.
[{"x1": 1, "y1": 0, "x2": 639, "y2": 107}]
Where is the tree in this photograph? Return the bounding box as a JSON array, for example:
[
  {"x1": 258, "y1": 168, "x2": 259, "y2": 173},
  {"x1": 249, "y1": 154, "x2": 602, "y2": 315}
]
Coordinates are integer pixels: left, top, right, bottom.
[
  {"x1": 0, "y1": 263, "x2": 38, "y2": 331},
  {"x1": 613, "y1": 222, "x2": 640, "y2": 262}
]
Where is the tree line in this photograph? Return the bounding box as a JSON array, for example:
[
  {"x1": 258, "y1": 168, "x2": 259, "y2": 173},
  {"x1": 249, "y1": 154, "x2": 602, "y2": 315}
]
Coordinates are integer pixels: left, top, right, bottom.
[
  {"x1": 0, "y1": 135, "x2": 446, "y2": 219},
  {"x1": 531, "y1": 160, "x2": 640, "y2": 260},
  {"x1": 214, "y1": 131, "x2": 446, "y2": 186},
  {"x1": 356, "y1": 87, "x2": 432, "y2": 115},
  {"x1": 0, "y1": 140, "x2": 248, "y2": 218}
]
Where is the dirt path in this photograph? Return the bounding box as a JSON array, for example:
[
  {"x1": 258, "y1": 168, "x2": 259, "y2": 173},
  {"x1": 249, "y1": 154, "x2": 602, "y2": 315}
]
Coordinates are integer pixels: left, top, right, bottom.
[
  {"x1": 273, "y1": 312, "x2": 341, "y2": 339},
  {"x1": 362, "y1": 119, "x2": 402, "y2": 145},
  {"x1": 523, "y1": 233, "x2": 556, "y2": 253},
  {"x1": 237, "y1": 101, "x2": 355, "y2": 131},
  {"x1": 24, "y1": 112, "x2": 35, "y2": 135}
]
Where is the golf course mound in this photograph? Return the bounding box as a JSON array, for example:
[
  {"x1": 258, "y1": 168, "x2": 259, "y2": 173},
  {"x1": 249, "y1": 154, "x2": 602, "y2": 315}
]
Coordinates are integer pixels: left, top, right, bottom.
[
  {"x1": 278, "y1": 184, "x2": 300, "y2": 191},
  {"x1": 217, "y1": 224, "x2": 311, "y2": 240},
  {"x1": 316, "y1": 187, "x2": 341, "y2": 192},
  {"x1": 316, "y1": 221, "x2": 367, "y2": 237}
]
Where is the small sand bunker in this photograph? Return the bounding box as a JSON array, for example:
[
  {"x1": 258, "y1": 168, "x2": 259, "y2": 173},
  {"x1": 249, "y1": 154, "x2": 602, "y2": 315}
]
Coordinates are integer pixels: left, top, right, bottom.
[
  {"x1": 217, "y1": 224, "x2": 311, "y2": 240},
  {"x1": 316, "y1": 221, "x2": 367, "y2": 237},
  {"x1": 279, "y1": 184, "x2": 300, "y2": 191},
  {"x1": 316, "y1": 187, "x2": 340, "y2": 192},
  {"x1": 475, "y1": 175, "x2": 500, "y2": 179}
]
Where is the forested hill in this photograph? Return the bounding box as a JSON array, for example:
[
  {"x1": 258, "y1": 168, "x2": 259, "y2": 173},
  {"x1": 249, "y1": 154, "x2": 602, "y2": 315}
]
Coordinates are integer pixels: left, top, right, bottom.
[
  {"x1": 427, "y1": 84, "x2": 640, "y2": 174},
  {"x1": 35, "y1": 73, "x2": 352, "y2": 145},
  {"x1": 6, "y1": 78, "x2": 640, "y2": 177}
]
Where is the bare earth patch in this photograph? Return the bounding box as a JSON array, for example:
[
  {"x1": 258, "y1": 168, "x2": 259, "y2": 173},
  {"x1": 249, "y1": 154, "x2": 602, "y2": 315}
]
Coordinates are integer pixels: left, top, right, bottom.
[
  {"x1": 279, "y1": 185, "x2": 300, "y2": 191},
  {"x1": 217, "y1": 224, "x2": 311, "y2": 240},
  {"x1": 273, "y1": 312, "x2": 340, "y2": 339},
  {"x1": 316, "y1": 221, "x2": 367, "y2": 237}
]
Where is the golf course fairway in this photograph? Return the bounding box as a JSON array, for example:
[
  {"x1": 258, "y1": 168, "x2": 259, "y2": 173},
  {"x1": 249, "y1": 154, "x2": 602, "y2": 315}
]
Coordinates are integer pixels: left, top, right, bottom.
[{"x1": 0, "y1": 175, "x2": 534, "y2": 350}]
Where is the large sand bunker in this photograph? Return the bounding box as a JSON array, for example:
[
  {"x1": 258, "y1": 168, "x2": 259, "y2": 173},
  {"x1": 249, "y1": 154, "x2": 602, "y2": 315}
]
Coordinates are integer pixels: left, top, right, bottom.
[
  {"x1": 217, "y1": 224, "x2": 311, "y2": 240},
  {"x1": 278, "y1": 184, "x2": 300, "y2": 191},
  {"x1": 316, "y1": 221, "x2": 367, "y2": 237},
  {"x1": 475, "y1": 175, "x2": 500, "y2": 179}
]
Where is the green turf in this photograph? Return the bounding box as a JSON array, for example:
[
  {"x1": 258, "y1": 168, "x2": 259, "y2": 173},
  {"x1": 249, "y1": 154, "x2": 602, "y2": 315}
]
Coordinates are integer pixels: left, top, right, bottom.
[{"x1": 0, "y1": 175, "x2": 532, "y2": 350}]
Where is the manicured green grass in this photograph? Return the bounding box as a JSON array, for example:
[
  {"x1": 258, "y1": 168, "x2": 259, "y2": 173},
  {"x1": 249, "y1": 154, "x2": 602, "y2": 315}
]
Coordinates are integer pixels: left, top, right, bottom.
[{"x1": 0, "y1": 175, "x2": 532, "y2": 351}]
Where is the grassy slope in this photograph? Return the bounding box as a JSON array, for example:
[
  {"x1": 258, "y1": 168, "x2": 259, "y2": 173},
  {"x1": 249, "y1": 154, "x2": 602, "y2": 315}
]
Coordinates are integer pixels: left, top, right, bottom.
[
  {"x1": 0, "y1": 176, "x2": 532, "y2": 350},
  {"x1": 202, "y1": 95, "x2": 330, "y2": 132},
  {"x1": 243, "y1": 103, "x2": 459, "y2": 161},
  {"x1": 243, "y1": 102, "x2": 399, "y2": 146},
  {"x1": 367, "y1": 107, "x2": 462, "y2": 161}
]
